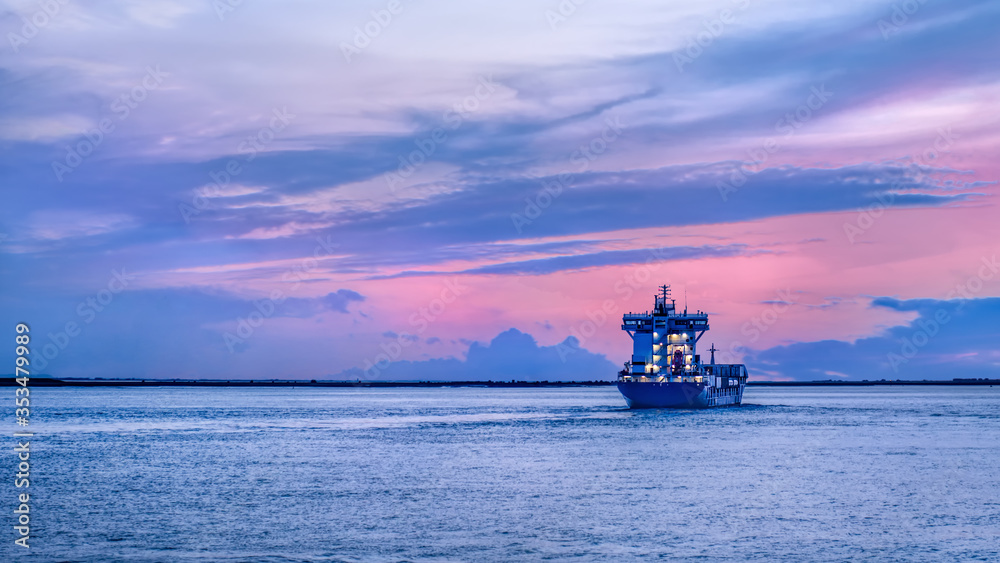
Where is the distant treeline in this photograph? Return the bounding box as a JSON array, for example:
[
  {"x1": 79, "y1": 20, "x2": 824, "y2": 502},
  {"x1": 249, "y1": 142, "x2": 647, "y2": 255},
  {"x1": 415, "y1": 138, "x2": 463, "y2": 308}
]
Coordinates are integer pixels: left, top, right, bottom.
[
  {"x1": 748, "y1": 378, "x2": 1000, "y2": 386},
  {"x1": 1, "y1": 377, "x2": 998, "y2": 387},
  {"x1": 0, "y1": 377, "x2": 614, "y2": 387}
]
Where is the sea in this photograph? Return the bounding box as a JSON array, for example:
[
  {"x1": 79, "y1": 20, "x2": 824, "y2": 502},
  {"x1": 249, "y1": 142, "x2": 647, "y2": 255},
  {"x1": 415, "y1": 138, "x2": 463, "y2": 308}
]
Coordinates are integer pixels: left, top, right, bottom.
[{"x1": 6, "y1": 385, "x2": 1000, "y2": 562}]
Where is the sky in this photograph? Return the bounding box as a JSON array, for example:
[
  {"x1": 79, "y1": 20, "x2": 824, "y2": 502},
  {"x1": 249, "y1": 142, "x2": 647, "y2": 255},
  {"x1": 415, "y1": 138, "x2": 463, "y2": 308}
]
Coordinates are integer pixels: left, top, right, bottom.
[{"x1": 1, "y1": 0, "x2": 998, "y2": 381}]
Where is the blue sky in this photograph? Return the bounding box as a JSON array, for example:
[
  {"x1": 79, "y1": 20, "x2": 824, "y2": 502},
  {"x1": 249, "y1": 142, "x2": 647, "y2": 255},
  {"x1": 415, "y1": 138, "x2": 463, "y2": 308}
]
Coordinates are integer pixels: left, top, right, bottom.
[{"x1": 1, "y1": 0, "x2": 998, "y2": 380}]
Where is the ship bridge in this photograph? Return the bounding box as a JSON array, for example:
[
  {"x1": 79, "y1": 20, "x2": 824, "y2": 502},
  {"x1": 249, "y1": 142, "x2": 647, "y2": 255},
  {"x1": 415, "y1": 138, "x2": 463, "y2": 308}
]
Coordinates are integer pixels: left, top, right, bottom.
[{"x1": 621, "y1": 285, "x2": 712, "y2": 382}]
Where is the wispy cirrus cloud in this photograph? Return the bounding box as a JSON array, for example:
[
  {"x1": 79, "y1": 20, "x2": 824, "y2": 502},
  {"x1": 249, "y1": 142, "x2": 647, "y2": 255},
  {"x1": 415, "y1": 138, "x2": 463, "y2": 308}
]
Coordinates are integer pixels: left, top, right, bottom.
[{"x1": 1, "y1": 0, "x2": 998, "y2": 379}]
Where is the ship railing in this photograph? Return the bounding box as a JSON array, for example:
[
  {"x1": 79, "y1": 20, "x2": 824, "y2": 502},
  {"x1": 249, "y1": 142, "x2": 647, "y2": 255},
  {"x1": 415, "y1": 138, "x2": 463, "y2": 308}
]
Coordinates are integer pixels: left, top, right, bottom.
[
  {"x1": 619, "y1": 364, "x2": 747, "y2": 383},
  {"x1": 619, "y1": 374, "x2": 713, "y2": 384},
  {"x1": 702, "y1": 364, "x2": 748, "y2": 378}
]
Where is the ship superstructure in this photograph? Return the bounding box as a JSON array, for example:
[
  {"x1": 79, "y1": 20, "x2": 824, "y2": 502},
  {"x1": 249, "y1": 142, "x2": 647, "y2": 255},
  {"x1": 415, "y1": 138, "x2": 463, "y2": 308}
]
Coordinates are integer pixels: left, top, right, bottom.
[{"x1": 617, "y1": 285, "x2": 747, "y2": 408}]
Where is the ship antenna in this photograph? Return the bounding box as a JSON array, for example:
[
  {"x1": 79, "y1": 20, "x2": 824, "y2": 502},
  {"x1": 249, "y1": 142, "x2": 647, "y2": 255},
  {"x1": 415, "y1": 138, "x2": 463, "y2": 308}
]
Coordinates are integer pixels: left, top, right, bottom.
[{"x1": 684, "y1": 287, "x2": 687, "y2": 315}]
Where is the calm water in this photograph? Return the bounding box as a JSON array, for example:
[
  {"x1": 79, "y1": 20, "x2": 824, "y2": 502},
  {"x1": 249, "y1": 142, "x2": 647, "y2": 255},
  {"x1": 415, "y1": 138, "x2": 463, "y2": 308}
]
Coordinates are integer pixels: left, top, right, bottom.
[{"x1": 6, "y1": 386, "x2": 1000, "y2": 562}]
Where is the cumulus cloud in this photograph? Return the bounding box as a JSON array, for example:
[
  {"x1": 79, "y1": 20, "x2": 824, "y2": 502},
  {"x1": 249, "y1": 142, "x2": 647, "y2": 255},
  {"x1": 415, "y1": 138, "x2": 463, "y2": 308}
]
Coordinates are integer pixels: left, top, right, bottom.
[
  {"x1": 747, "y1": 297, "x2": 1000, "y2": 381},
  {"x1": 335, "y1": 328, "x2": 618, "y2": 382},
  {"x1": 321, "y1": 289, "x2": 365, "y2": 313}
]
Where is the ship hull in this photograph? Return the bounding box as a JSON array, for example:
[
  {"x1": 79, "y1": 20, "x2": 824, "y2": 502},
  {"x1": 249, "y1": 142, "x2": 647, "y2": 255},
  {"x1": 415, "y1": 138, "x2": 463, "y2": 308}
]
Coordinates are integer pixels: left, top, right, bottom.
[{"x1": 617, "y1": 381, "x2": 744, "y2": 409}]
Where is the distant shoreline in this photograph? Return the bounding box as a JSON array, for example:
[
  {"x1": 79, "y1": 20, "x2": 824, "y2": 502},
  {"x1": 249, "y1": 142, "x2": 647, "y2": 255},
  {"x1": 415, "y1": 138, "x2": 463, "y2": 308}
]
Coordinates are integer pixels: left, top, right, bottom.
[{"x1": 2, "y1": 377, "x2": 998, "y2": 387}]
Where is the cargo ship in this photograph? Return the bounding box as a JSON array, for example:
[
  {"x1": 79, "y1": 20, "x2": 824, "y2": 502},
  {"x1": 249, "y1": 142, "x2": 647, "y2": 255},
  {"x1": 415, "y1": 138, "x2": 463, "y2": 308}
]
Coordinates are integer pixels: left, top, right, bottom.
[{"x1": 617, "y1": 285, "x2": 747, "y2": 408}]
